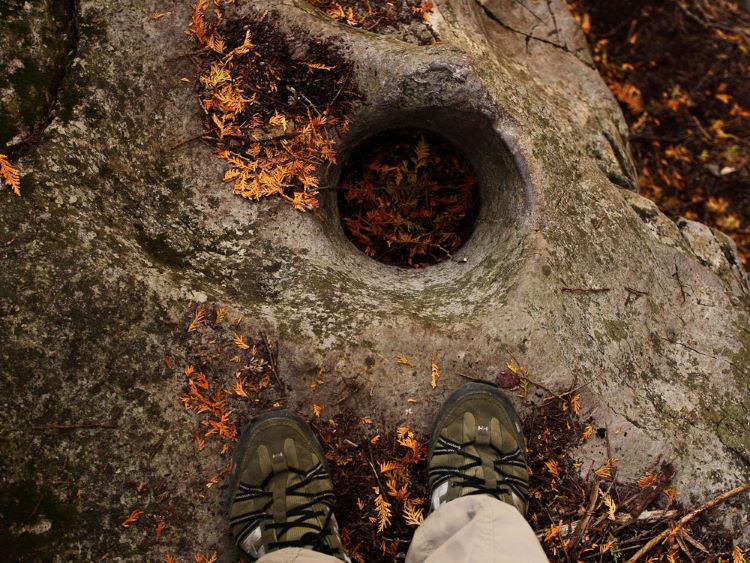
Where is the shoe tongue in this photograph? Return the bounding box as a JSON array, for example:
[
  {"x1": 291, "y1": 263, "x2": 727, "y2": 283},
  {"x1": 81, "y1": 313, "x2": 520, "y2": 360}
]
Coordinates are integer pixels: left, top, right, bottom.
[
  {"x1": 275, "y1": 440, "x2": 327, "y2": 547},
  {"x1": 461, "y1": 412, "x2": 498, "y2": 493}
]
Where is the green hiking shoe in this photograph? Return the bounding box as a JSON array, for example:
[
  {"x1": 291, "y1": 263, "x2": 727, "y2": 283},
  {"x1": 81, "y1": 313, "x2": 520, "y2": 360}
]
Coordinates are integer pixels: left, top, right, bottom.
[
  {"x1": 428, "y1": 381, "x2": 529, "y2": 514},
  {"x1": 228, "y1": 411, "x2": 350, "y2": 561}
]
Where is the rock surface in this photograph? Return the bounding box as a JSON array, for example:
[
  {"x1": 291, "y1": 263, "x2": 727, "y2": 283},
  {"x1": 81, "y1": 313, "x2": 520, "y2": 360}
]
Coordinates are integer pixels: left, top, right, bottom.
[{"x1": 1, "y1": 0, "x2": 748, "y2": 559}]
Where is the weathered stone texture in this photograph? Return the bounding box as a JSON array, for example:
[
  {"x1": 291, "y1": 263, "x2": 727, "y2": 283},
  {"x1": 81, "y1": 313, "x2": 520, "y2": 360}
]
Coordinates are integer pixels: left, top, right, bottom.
[{"x1": 1, "y1": 0, "x2": 748, "y2": 559}]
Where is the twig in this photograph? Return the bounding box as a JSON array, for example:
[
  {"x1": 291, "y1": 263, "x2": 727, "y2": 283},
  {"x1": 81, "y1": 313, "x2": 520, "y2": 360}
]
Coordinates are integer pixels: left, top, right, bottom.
[
  {"x1": 672, "y1": 264, "x2": 687, "y2": 304},
  {"x1": 625, "y1": 483, "x2": 750, "y2": 563},
  {"x1": 329, "y1": 68, "x2": 354, "y2": 110},
  {"x1": 472, "y1": 0, "x2": 595, "y2": 69},
  {"x1": 32, "y1": 422, "x2": 118, "y2": 430},
  {"x1": 543, "y1": 509, "x2": 679, "y2": 540},
  {"x1": 170, "y1": 134, "x2": 209, "y2": 151},
  {"x1": 259, "y1": 331, "x2": 284, "y2": 391},
  {"x1": 525, "y1": 376, "x2": 566, "y2": 402},
  {"x1": 365, "y1": 450, "x2": 386, "y2": 493},
  {"x1": 625, "y1": 286, "x2": 649, "y2": 306},
  {"x1": 560, "y1": 286, "x2": 611, "y2": 295},
  {"x1": 567, "y1": 479, "x2": 600, "y2": 555}
]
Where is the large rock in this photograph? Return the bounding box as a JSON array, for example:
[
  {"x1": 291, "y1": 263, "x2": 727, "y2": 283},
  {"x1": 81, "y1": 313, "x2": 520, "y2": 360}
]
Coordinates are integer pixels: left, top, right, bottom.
[{"x1": 1, "y1": 0, "x2": 748, "y2": 558}]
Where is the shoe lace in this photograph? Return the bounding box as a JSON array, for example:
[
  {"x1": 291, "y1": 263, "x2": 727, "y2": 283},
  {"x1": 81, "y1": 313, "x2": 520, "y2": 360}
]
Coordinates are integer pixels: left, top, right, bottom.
[
  {"x1": 232, "y1": 463, "x2": 340, "y2": 556},
  {"x1": 429, "y1": 435, "x2": 529, "y2": 505}
]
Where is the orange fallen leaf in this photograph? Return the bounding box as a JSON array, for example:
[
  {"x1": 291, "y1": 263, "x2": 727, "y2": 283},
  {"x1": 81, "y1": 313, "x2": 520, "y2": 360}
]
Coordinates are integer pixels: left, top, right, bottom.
[
  {"x1": 206, "y1": 461, "x2": 232, "y2": 488},
  {"x1": 396, "y1": 355, "x2": 415, "y2": 367},
  {"x1": 233, "y1": 333, "x2": 250, "y2": 350},
  {"x1": 155, "y1": 519, "x2": 166, "y2": 541},
  {"x1": 121, "y1": 509, "x2": 144, "y2": 528},
  {"x1": 430, "y1": 353, "x2": 439, "y2": 389},
  {"x1": 0, "y1": 154, "x2": 21, "y2": 196},
  {"x1": 187, "y1": 306, "x2": 205, "y2": 332}
]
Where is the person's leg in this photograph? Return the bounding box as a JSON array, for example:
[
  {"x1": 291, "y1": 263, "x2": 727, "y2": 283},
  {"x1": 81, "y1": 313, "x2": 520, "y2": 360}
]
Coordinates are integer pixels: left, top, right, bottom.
[
  {"x1": 258, "y1": 547, "x2": 343, "y2": 562},
  {"x1": 405, "y1": 496, "x2": 548, "y2": 563},
  {"x1": 406, "y1": 381, "x2": 548, "y2": 563},
  {"x1": 228, "y1": 411, "x2": 350, "y2": 562}
]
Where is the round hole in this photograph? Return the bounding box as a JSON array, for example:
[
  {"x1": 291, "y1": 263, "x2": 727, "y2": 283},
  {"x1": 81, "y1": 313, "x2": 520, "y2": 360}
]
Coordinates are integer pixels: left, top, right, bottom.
[{"x1": 336, "y1": 128, "x2": 480, "y2": 268}]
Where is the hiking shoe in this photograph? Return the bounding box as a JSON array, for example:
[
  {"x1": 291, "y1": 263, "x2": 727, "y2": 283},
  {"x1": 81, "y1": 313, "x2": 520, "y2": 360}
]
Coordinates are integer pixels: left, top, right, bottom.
[
  {"x1": 428, "y1": 381, "x2": 529, "y2": 514},
  {"x1": 228, "y1": 411, "x2": 349, "y2": 561}
]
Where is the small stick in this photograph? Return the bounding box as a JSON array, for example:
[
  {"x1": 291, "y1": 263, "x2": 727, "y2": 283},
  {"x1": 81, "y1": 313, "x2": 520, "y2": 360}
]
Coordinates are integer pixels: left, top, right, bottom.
[
  {"x1": 170, "y1": 134, "x2": 208, "y2": 151},
  {"x1": 365, "y1": 451, "x2": 386, "y2": 493},
  {"x1": 625, "y1": 483, "x2": 750, "y2": 563},
  {"x1": 542, "y1": 509, "x2": 680, "y2": 540},
  {"x1": 259, "y1": 331, "x2": 283, "y2": 391},
  {"x1": 672, "y1": 264, "x2": 687, "y2": 304},
  {"x1": 567, "y1": 479, "x2": 600, "y2": 555},
  {"x1": 561, "y1": 286, "x2": 611, "y2": 294},
  {"x1": 625, "y1": 286, "x2": 649, "y2": 306}
]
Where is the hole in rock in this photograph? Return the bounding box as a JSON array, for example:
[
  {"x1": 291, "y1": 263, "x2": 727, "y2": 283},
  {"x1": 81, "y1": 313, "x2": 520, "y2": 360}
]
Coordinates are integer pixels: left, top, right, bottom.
[{"x1": 337, "y1": 129, "x2": 480, "y2": 268}]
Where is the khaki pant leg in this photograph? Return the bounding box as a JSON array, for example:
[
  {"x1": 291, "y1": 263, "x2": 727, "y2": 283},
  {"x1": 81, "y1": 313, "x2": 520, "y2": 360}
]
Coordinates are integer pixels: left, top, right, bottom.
[
  {"x1": 258, "y1": 547, "x2": 342, "y2": 563},
  {"x1": 405, "y1": 496, "x2": 549, "y2": 563}
]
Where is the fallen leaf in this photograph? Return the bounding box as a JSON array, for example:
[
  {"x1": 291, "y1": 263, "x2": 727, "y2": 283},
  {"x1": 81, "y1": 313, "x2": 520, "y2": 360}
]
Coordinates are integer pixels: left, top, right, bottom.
[
  {"x1": 0, "y1": 154, "x2": 21, "y2": 196},
  {"x1": 149, "y1": 11, "x2": 172, "y2": 20},
  {"x1": 496, "y1": 367, "x2": 520, "y2": 389},
  {"x1": 121, "y1": 509, "x2": 144, "y2": 528},
  {"x1": 187, "y1": 306, "x2": 205, "y2": 332},
  {"x1": 430, "y1": 353, "x2": 439, "y2": 389}
]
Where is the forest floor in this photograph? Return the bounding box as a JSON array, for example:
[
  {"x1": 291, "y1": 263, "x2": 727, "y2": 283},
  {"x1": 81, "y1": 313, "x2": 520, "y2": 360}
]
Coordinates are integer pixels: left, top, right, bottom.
[
  {"x1": 178, "y1": 305, "x2": 745, "y2": 562},
  {"x1": 569, "y1": 0, "x2": 750, "y2": 267}
]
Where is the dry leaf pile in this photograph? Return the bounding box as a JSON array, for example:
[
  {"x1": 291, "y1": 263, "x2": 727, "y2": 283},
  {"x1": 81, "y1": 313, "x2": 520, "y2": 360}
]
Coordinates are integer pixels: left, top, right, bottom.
[
  {"x1": 187, "y1": 1, "x2": 360, "y2": 210},
  {"x1": 567, "y1": 0, "x2": 750, "y2": 266},
  {"x1": 315, "y1": 417, "x2": 429, "y2": 561},
  {"x1": 522, "y1": 384, "x2": 743, "y2": 562},
  {"x1": 338, "y1": 130, "x2": 479, "y2": 267},
  {"x1": 307, "y1": 0, "x2": 434, "y2": 43}
]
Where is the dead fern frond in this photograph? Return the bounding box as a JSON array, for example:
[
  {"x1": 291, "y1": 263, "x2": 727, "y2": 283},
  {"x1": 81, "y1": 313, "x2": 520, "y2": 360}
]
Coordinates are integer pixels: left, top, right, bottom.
[
  {"x1": 430, "y1": 352, "x2": 439, "y2": 389},
  {"x1": 378, "y1": 460, "x2": 403, "y2": 474},
  {"x1": 233, "y1": 332, "x2": 250, "y2": 350},
  {"x1": 0, "y1": 154, "x2": 21, "y2": 196},
  {"x1": 595, "y1": 458, "x2": 618, "y2": 479},
  {"x1": 403, "y1": 499, "x2": 424, "y2": 527},
  {"x1": 373, "y1": 489, "x2": 392, "y2": 533},
  {"x1": 187, "y1": 306, "x2": 206, "y2": 332},
  {"x1": 601, "y1": 489, "x2": 617, "y2": 520}
]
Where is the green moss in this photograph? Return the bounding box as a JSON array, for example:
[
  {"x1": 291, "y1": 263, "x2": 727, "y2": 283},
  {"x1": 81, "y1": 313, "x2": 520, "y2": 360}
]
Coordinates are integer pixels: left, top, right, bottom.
[
  {"x1": 603, "y1": 319, "x2": 627, "y2": 342},
  {"x1": 716, "y1": 403, "x2": 750, "y2": 464},
  {"x1": 731, "y1": 322, "x2": 750, "y2": 384}
]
